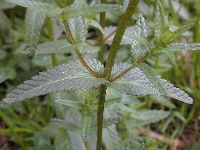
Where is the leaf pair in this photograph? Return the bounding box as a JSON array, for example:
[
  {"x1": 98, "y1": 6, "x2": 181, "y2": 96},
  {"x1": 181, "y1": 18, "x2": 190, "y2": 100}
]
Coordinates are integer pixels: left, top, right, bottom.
[{"x1": 3, "y1": 58, "x2": 193, "y2": 105}]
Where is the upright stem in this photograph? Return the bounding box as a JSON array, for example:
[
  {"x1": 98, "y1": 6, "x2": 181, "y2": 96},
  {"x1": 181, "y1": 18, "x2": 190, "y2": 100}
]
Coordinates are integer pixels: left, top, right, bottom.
[
  {"x1": 96, "y1": 84, "x2": 107, "y2": 150},
  {"x1": 96, "y1": 1, "x2": 139, "y2": 150},
  {"x1": 103, "y1": 0, "x2": 140, "y2": 79},
  {"x1": 46, "y1": 17, "x2": 58, "y2": 67},
  {"x1": 96, "y1": 1, "x2": 106, "y2": 149}
]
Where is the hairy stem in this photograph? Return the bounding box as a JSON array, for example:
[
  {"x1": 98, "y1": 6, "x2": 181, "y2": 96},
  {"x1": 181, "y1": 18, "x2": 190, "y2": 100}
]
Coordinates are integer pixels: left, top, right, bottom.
[
  {"x1": 63, "y1": 19, "x2": 100, "y2": 78},
  {"x1": 98, "y1": 0, "x2": 106, "y2": 63},
  {"x1": 96, "y1": 1, "x2": 139, "y2": 150},
  {"x1": 103, "y1": 0, "x2": 140, "y2": 80},
  {"x1": 46, "y1": 17, "x2": 58, "y2": 67},
  {"x1": 96, "y1": 1, "x2": 107, "y2": 149},
  {"x1": 96, "y1": 84, "x2": 107, "y2": 150}
]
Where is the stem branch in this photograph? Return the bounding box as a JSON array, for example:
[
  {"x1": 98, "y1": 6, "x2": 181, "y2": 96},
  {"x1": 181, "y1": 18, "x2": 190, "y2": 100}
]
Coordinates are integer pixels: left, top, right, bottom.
[{"x1": 63, "y1": 19, "x2": 100, "y2": 78}]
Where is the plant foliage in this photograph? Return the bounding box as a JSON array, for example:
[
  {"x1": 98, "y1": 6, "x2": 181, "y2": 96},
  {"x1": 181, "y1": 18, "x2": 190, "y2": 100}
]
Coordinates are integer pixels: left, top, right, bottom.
[{"x1": 2, "y1": 0, "x2": 200, "y2": 149}]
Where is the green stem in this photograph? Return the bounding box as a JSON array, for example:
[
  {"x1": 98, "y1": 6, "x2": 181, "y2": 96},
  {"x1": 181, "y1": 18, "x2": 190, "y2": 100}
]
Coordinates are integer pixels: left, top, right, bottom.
[
  {"x1": 46, "y1": 17, "x2": 58, "y2": 67},
  {"x1": 98, "y1": 0, "x2": 106, "y2": 63},
  {"x1": 103, "y1": 0, "x2": 140, "y2": 80},
  {"x1": 96, "y1": 1, "x2": 139, "y2": 150},
  {"x1": 96, "y1": 84, "x2": 107, "y2": 150}
]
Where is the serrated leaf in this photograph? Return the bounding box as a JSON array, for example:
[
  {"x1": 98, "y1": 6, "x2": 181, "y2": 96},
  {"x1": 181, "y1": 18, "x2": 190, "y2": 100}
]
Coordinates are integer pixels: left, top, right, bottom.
[
  {"x1": 7, "y1": 0, "x2": 51, "y2": 14},
  {"x1": 167, "y1": 43, "x2": 200, "y2": 52},
  {"x1": 174, "y1": 23, "x2": 194, "y2": 36},
  {"x1": 3, "y1": 59, "x2": 108, "y2": 104},
  {"x1": 131, "y1": 39, "x2": 150, "y2": 63},
  {"x1": 137, "y1": 63, "x2": 166, "y2": 95},
  {"x1": 111, "y1": 62, "x2": 193, "y2": 104},
  {"x1": 103, "y1": 124, "x2": 120, "y2": 150},
  {"x1": 51, "y1": 118, "x2": 82, "y2": 133},
  {"x1": 24, "y1": 9, "x2": 46, "y2": 55},
  {"x1": 67, "y1": 16, "x2": 85, "y2": 44},
  {"x1": 125, "y1": 14, "x2": 150, "y2": 63},
  {"x1": 159, "y1": 79, "x2": 193, "y2": 103},
  {"x1": 154, "y1": 0, "x2": 166, "y2": 41},
  {"x1": 111, "y1": 63, "x2": 160, "y2": 96},
  {"x1": 48, "y1": 4, "x2": 122, "y2": 18},
  {"x1": 35, "y1": 40, "x2": 82, "y2": 55},
  {"x1": 134, "y1": 13, "x2": 147, "y2": 38}
]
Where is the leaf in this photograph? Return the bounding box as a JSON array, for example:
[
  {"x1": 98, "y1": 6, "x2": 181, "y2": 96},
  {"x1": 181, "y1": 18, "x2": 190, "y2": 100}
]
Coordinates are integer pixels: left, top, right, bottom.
[
  {"x1": 48, "y1": 4, "x2": 122, "y2": 18},
  {"x1": 111, "y1": 63, "x2": 160, "y2": 96},
  {"x1": 110, "y1": 62, "x2": 193, "y2": 104},
  {"x1": 54, "y1": 129, "x2": 72, "y2": 150},
  {"x1": 127, "y1": 109, "x2": 170, "y2": 128},
  {"x1": 103, "y1": 124, "x2": 120, "y2": 150},
  {"x1": 162, "y1": 48, "x2": 175, "y2": 61},
  {"x1": 86, "y1": 19, "x2": 104, "y2": 34},
  {"x1": 7, "y1": 0, "x2": 51, "y2": 14},
  {"x1": 86, "y1": 134, "x2": 97, "y2": 150},
  {"x1": 82, "y1": 113, "x2": 92, "y2": 140},
  {"x1": 167, "y1": 43, "x2": 200, "y2": 52},
  {"x1": 0, "y1": 69, "x2": 13, "y2": 83},
  {"x1": 0, "y1": 1, "x2": 15, "y2": 9},
  {"x1": 3, "y1": 59, "x2": 108, "y2": 104},
  {"x1": 154, "y1": 0, "x2": 166, "y2": 41},
  {"x1": 151, "y1": 95, "x2": 176, "y2": 109},
  {"x1": 35, "y1": 40, "x2": 82, "y2": 55},
  {"x1": 159, "y1": 79, "x2": 193, "y2": 104},
  {"x1": 67, "y1": 16, "x2": 85, "y2": 44},
  {"x1": 124, "y1": 14, "x2": 150, "y2": 63},
  {"x1": 137, "y1": 63, "x2": 166, "y2": 95},
  {"x1": 134, "y1": 13, "x2": 147, "y2": 38},
  {"x1": 51, "y1": 118, "x2": 82, "y2": 133},
  {"x1": 24, "y1": 9, "x2": 46, "y2": 55},
  {"x1": 174, "y1": 23, "x2": 194, "y2": 36},
  {"x1": 68, "y1": 131, "x2": 86, "y2": 150},
  {"x1": 33, "y1": 132, "x2": 51, "y2": 150},
  {"x1": 125, "y1": 34, "x2": 151, "y2": 48}
]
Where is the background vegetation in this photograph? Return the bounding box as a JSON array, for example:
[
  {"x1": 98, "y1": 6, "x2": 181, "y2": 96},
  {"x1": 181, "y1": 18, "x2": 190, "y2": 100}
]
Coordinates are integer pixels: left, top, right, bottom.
[{"x1": 0, "y1": 0, "x2": 200, "y2": 150}]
